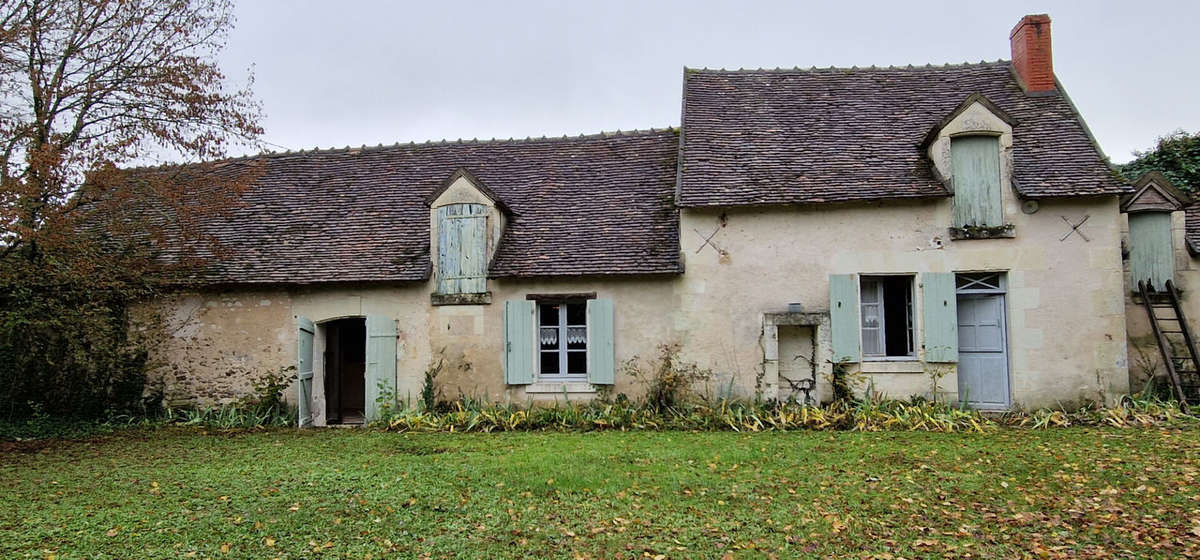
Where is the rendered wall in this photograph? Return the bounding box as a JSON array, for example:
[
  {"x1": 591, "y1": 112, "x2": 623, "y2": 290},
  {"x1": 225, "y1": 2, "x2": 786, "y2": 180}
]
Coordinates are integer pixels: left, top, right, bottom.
[
  {"x1": 677, "y1": 194, "x2": 1129, "y2": 410},
  {"x1": 146, "y1": 195, "x2": 1129, "y2": 412}
]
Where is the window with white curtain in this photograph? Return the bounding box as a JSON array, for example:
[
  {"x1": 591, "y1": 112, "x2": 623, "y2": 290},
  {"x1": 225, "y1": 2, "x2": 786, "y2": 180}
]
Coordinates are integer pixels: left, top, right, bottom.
[
  {"x1": 538, "y1": 301, "x2": 588, "y2": 379},
  {"x1": 859, "y1": 276, "x2": 915, "y2": 358}
]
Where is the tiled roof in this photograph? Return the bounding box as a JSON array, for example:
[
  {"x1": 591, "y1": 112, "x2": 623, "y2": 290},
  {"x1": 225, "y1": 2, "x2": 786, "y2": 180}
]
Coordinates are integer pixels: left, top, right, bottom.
[
  {"x1": 678, "y1": 61, "x2": 1131, "y2": 207},
  {"x1": 151, "y1": 130, "x2": 682, "y2": 284}
]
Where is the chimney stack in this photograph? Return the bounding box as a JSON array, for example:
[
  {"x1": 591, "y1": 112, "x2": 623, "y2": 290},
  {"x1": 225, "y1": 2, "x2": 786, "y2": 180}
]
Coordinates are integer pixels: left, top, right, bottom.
[{"x1": 1010, "y1": 14, "x2": 1054, "y2": 93}]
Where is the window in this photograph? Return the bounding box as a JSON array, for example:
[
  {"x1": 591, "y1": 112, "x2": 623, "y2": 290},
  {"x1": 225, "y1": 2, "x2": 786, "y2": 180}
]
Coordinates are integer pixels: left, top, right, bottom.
[
  {"x1": 951, "y1": 135, "x2": 1003, "y2": 227},
  {"x1": 860, "y1": 276, "x2": 914, "y2": 358},
  {"x1": 956, "y1": 272, "x2": 1004, "y2": 293},
  {"x1": 436, "y1": 203, "x2": 488, "y2": 294},
  {"x1": 1128, "y1": 212, "x2": 1174, "y2": 291},
  {"x1": 538, "y1": 301, "x2": 588, "y2": 379}
]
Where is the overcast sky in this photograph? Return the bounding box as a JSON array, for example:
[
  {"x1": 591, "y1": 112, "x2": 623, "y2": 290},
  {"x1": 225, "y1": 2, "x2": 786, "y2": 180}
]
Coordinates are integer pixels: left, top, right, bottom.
[{"x1": 219, "y1": 0, "x2": 1200, "y2": 164}]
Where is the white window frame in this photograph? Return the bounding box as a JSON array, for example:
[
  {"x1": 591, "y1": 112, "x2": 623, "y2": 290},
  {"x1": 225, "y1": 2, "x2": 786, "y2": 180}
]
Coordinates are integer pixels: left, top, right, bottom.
[
  {"x1": 537, "y1": 301, "x2": 589, "y2": 381},
  {"x1": 860, "y1": 275, "x2": 916, "y2": 361}
]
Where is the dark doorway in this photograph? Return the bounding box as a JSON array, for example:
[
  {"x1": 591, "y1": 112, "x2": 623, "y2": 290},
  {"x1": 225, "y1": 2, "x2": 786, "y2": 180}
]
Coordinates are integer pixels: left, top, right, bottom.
[{"x1": 325, "y1": 318, "x2": 366, "y2": 425}]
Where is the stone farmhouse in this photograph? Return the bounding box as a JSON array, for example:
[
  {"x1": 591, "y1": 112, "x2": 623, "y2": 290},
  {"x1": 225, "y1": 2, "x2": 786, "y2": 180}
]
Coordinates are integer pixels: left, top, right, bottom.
[{"x1": 147, "y1": 14, "x2": 1180, "y2": 426}]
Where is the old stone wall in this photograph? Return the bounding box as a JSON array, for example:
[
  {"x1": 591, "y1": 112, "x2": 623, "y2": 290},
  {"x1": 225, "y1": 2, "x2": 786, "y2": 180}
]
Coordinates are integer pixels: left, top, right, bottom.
[
  {"x1": 145, "y1": 277, "x2": 682, "y2": 414},
  {"x1": 147, "y1": 194, "x2": 1129, "y2": 413}
]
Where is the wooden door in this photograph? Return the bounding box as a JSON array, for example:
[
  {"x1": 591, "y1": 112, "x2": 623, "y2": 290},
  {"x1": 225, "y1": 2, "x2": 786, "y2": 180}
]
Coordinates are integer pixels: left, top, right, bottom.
[{"x1": 956, "y1": 292, "x2": 1010, "y2": 409}]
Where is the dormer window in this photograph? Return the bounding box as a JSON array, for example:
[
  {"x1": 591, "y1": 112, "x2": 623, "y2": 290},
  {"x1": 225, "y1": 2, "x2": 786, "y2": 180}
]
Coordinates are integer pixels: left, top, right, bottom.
[
  {"x1": 436, "y1": 203, "x2": 488, "y2": 294},
  {"x1": 1121, "y1": 171, "x2": 1191, "y2": 292},
  {"x1": 428, "y1": 168, "x2": 506, "y2": 305},
  {"x1": 923, "y1": 93, "x2": 1017, "y2": 240},
  {"x1": 951, "y1": 134, "x2": 1004, "y2": 228}
]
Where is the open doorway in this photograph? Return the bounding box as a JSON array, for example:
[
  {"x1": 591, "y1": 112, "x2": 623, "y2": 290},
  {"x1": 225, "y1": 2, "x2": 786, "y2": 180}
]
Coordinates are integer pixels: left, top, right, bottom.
[{"x1": 324, "y1": 318, "x2": 366, "y2": 425}]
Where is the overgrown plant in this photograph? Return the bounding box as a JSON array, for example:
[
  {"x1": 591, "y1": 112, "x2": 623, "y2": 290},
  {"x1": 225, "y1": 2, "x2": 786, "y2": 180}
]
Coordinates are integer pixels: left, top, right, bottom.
[
  {"x1": 926, "y1": 363, "x2": 953, "y2": 403},
  {"x1": 421, "y1": 356, "x2": 446, "y2": 412},
  {"x1": 374, "y1": 380, "x2": 400, "y2": 426},
  {"x1": 826, "y1": 361, "x2": 864, "y2": 403},
  {"x1": 376, "y1": 393, "x2": 1197, "y2": 435},
  {"x1": 235, "y1": 366, "x2": 294, "y2": 421},
  {"x1": 621, "y1": 343, "x2": 714, "y2": 411}
]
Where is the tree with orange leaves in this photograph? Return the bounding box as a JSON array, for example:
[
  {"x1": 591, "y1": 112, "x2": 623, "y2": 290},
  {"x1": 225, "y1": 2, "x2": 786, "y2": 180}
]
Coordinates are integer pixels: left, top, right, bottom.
[{"x1": 0, "y1": 0, "x2": 262, "y2": 421}]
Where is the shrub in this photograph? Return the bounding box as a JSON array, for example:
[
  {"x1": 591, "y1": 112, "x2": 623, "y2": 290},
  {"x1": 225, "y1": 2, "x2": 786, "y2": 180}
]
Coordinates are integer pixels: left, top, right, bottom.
[
  {"x1": 0, "y1": 263, "x2": 159, "y2": 422},
  {"x1": 236, "y1": 366, "x2": 294, "y2": 422},
  {"x1": 621, "y1": 343, "x2": 714, "y2": 411}
]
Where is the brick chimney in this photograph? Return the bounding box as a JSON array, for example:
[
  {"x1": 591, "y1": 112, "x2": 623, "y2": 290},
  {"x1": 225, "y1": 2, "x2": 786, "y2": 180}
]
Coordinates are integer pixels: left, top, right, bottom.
[{"x1": 1010, "y1": 14, "x2": 1054, "y2": 93}]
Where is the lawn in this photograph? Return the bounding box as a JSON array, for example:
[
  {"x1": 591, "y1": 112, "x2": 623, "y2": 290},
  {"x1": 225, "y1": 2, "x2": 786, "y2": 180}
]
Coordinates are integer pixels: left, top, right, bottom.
[{"x1": 2, "y1": 427, "x2": 1199, "y2": 559}]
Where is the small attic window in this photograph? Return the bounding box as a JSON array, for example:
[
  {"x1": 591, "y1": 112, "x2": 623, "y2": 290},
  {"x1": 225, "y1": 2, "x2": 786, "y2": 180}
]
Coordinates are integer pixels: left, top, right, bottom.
[
  {"x1": 436, "y1": 203, "x2": 488, "y2": 295},
  {"x1": 1128, "y1": 211, "x2": 1174, "y2": 292},
  {"x1": 951, "y1": 135, "x2": 1003, "y2": 228}
]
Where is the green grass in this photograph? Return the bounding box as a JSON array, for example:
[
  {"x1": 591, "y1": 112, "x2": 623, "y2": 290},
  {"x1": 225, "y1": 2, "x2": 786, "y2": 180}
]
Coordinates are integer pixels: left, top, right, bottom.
[{"x1": 2, "y1": 427, "x2": 1199, "y2": 559}]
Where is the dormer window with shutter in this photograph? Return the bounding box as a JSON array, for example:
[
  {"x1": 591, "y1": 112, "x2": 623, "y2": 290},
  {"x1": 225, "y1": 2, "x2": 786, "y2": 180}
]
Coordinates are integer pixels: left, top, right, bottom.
[
  {"x1": 428, "y1": 169, "x2": 506, "y2": 305},
  {"x1": 1121, "y1": 171, "x2": 1192, "y2": 292},
  {"x1": 950, "y1": 134, "x2": 1003, "y2": 228},
  {"x1": 923, "y1": 93, "x2": 1018, "y2": 240},
  {"x1": 436, "y1": 203, "x2": 488, "y2": 295}
]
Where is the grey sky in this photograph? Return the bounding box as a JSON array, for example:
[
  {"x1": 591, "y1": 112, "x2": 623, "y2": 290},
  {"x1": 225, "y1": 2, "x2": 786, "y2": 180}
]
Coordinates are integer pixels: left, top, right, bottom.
[{"x1": 220, "y1": 0, "x2": 1200, "y2": 164}]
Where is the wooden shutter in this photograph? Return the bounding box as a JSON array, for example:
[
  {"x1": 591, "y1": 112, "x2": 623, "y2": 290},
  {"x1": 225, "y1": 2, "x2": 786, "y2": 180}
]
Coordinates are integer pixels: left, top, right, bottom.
[
  {"x1": 437, "y1": 204, "x2": 488, "y2": 294},
  {"x1": 436, "y1": 205, "x2": 460, "y2": 294},
  {"x1": 951, "y1": 135, "x2": 1003, "y2": 227},
  {"x1": 296, "y1": 316, "x2": 315, "y2": 428},
  {"x1": 587, "y1": 299, "x2": 615, "y2": 385},
  {"x1": 364, "y1": 315, "x2": 397, "y2": 422},
  {"x1": 503, "y1": 300, "x2": 535, "y2": 385},
  {"x1": 1129, "y1": 212, "x2": 1174, "y2": 291},
  {"x1": 921, "y1": 272, "x2": 958, "y2": 363},
  {"x1": 829, "y1": 274, "x2": 861, "y2": 363},
  {"x1": 459, "y1": 206, "x2": 487, "y2": 293}
]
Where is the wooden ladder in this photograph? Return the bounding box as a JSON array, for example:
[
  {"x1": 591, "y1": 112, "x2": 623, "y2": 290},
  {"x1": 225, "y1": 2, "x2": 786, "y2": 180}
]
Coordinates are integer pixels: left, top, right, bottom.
[{"x1": 1139, "y1": 279, "x2": 1200, "y2": 413}]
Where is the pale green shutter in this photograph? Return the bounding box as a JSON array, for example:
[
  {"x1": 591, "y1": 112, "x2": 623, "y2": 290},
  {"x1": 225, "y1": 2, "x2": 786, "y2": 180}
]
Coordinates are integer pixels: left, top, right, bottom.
[
  {"x1": 364, "y1": 315, "x2": 397, "y2": 422},
  {"x1": 503, "y1": 300, "x2": 535, "y2": 384},
  {"x1": 296, "y1": 317, "x2": 315, "y2": 428},
  {"x1": 460, "y1": 206, "x2": 487, "y2": 293},
  {"x1": 922, "y1": 272, "x2": 958, "y2": 363},
  {"x1": 436, "y1": 206, "x2": 460, "y2": 294},
  {"x1": 587, "y1": 299, "x2": 615, "y2": 385},
  {"x1": 438, "y1": 204, "x2": 488, "y2": 294},
  {"x1": 1129, "y1": 212, "x2": 1174, "y2": 291},
  {"x1": 951, "y1": 135, "x2": 1003, "y2": 227},
  {"x1": 829, "y1": 274, "x2": 860, "y2": 363}
]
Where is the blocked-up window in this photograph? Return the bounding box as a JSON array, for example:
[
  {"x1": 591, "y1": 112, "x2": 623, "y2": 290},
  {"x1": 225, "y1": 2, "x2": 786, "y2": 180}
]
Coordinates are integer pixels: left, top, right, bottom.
[
  {"x1": 436, "y1": 203, "x2": 487, "y2": 294},
  {"x1": 539, "y1": 302, "x2": 588, "y2": 379},
  {"x1": 951, "y1": 135, "x2": 1003, "y2": 227},
  {"x1": 860, "y1": 276, "x2": 915, "y2": 358}
]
